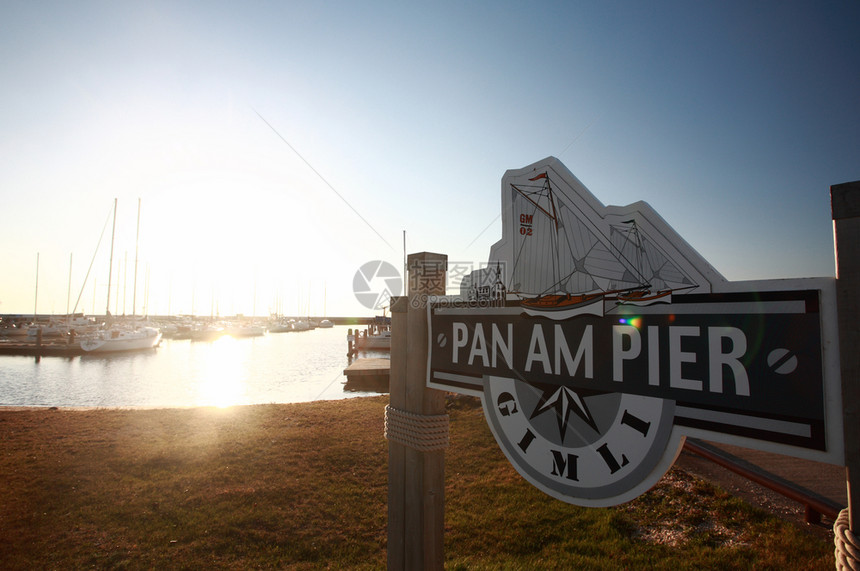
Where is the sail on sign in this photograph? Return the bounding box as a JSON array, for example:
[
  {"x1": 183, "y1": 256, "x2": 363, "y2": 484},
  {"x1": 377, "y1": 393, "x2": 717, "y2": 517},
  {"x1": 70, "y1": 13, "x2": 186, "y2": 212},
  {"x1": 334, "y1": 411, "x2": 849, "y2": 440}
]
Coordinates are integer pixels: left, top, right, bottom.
[{"x1": 428, "y1": 156, "x2": 842, "y2": 507}]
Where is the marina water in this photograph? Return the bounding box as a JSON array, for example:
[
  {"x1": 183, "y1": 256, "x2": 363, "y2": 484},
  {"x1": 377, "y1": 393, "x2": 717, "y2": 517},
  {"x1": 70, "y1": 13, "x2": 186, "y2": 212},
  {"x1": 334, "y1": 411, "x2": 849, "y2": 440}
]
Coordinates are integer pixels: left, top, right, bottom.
[{"x1": 0, "y1": 326, "x2": 386, "y2": 408}]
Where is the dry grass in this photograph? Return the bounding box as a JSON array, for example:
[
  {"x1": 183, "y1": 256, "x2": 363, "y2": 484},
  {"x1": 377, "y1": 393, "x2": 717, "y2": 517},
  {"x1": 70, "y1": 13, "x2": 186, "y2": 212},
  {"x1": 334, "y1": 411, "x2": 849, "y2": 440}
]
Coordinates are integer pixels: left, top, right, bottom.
[{"x1": 0, "y1": 396, "x2": 834, "y2": 569}]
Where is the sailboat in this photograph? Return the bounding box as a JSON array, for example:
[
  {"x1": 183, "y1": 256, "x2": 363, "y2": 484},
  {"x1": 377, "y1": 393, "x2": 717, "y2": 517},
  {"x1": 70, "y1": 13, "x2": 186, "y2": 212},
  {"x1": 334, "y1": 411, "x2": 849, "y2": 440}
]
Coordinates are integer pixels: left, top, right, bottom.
[
  {"x1": 318, "y1": 285, "x2": 333, "y2": 327},
  {"x1": 605, "y1": 219, "x2": 697, "y2": 305},
  {"x1": 502, "y1": 171, "x2": 697, "y2": 319},
  {"x1": 81, "y1": 199, "x2": 162, "y2": 353},
  {"x1": 80, "y1": 323, "x2": 161, "y2": 352}
]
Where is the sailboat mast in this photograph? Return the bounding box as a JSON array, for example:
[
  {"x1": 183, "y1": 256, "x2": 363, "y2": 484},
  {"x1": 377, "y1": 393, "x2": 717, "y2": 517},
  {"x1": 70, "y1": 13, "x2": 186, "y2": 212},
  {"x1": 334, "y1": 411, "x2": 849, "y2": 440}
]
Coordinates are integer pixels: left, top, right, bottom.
[
  {"x1": 66, "y1": 253, "x2": 72, "y2": 317},
  {"x1": 71, "y1": 204, "x2": 113, "y2": 317},
  {"x1": 115, "y1": 256, "x2": 121, "y2": 315},
  {"x1": 545, "y1": 177, "x2": 561, "y2": 289},
  {"x1": 133, "y1": 197, "x2": 140, "y2": 317},
  {"x1": 34, "y1": 252, "x2": 39, "y2": 321},
  {"x1": 144, "y1": 263, "x2": 150, "y2": 317},
  {"x1": 123, "y1": 252, "x2": 128, "y2": 315},
  {"x1": 105, "y1": 198, "x2": 117, "y2": 318}
]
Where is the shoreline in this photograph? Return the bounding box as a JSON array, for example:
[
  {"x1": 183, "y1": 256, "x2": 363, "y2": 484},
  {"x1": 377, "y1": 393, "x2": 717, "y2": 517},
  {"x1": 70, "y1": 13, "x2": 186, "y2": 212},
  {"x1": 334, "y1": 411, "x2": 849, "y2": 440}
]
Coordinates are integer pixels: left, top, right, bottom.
[
  {"x1": 0, "y1": 327, "x2": 377, "y2": 408},
  {"x1": 0, "y1": 399, "x2": 371, "y2": 411}
]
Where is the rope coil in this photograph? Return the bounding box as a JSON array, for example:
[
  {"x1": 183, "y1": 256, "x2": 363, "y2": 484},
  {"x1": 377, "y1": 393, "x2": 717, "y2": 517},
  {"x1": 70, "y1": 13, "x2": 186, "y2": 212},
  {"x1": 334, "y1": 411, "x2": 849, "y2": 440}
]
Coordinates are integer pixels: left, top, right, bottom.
[
  {"x1": 384, "y1": 404, "x2": 449, "y2": 451},
  {"x1": 835, "y1": 508, "x2": 860, "y2": 570}
]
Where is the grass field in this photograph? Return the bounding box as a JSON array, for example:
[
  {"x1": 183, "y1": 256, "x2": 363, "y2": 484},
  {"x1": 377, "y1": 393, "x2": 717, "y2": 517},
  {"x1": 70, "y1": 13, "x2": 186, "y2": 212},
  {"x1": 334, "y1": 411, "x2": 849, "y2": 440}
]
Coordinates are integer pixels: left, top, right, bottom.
[{"x1": 0, "y1": 396, "x2": 833, "y2": 569}]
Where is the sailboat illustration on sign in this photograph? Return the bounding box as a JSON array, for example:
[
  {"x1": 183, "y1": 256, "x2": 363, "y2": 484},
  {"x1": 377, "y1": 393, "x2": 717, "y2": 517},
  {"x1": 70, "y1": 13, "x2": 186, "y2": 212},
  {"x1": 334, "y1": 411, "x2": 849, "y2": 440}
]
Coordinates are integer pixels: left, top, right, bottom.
[{"x1": 463, "y1": 157, "x2": 713, "y2": 315}]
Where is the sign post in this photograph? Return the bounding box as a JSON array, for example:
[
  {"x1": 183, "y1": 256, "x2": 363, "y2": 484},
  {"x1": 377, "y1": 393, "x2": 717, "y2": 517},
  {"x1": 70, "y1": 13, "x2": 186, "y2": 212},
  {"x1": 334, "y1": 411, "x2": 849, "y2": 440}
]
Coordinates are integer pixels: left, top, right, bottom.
[
  {"x1": 832, "y1": 181, "x2": 860, "y2": 564},
  {"x1": 387, "y1": 252, "x2": 448, "y2": 571}
]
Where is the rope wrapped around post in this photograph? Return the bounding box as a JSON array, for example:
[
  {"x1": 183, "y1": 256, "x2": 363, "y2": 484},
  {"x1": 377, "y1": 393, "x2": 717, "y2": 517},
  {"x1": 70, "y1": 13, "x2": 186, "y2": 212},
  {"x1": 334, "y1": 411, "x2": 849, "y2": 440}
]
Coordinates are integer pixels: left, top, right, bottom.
[
  {"x1": 835, "y1": 507, "x2": 860, "y2": 570},
  {"x1": 384, "y1": 404, "x2": 449, "y2": 452}
]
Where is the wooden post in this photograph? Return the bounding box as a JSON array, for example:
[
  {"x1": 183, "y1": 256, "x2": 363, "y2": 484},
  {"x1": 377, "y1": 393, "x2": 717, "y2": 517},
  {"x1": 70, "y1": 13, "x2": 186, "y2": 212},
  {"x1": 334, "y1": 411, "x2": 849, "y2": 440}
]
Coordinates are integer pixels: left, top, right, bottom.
[
  {"x1": 832, "y1": 181, "x2": 860, "y2": 532},
  {"x1": 388, "y1": 252, "x2": 447, "y2": 570},
  {"x1": 388, "y1": 295, "x2": 407, "y2": 568}
]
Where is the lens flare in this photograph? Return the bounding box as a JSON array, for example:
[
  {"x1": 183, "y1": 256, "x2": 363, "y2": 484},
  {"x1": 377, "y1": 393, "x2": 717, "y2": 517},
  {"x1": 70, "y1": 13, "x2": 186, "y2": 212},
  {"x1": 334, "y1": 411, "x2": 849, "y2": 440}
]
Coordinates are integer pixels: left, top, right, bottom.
[{"x1": 618, "y1": 316, "x2": 643, "y2": 328}]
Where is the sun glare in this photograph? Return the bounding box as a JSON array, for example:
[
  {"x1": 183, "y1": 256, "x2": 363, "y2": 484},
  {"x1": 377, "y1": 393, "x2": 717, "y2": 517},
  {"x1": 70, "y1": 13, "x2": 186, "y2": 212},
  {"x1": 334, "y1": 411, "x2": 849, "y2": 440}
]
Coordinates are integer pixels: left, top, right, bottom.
[{"x1": 198, "y1": 336, "x2": 246, "y2": 407}]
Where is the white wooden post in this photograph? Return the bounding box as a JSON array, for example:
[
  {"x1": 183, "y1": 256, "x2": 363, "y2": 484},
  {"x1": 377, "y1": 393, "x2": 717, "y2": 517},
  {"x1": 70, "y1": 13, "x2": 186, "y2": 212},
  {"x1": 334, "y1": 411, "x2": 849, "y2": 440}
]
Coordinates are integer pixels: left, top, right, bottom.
[{"x1": 387, "y1": 252, "x2": 448, "y2": 570}]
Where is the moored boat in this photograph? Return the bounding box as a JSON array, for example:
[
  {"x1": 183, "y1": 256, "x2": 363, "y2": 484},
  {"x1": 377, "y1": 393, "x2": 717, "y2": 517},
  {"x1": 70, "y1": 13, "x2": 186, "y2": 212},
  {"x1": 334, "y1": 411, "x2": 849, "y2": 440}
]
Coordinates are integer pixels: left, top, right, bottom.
[
  {"x1": 81, "y1": 199, "x2": 162, "y2": 354},
  {"x1": 27, "y1": 321, "x2": 69, "y2": 338},
  {"x1": 355, "y1": 329, "x2": 391, "y2": 351},
  {"x1": 80, "y1": 325, "x2": 161, "y2": 353},
  {"x1": 189, "y1": 324, "x2": 226, "y2": 342},
  {"x1": 268, "y1": 320, "x2": 294, "y2": 333},
  {"x1": 225, "y1": 323, "x2": 266, "y2": 337}
]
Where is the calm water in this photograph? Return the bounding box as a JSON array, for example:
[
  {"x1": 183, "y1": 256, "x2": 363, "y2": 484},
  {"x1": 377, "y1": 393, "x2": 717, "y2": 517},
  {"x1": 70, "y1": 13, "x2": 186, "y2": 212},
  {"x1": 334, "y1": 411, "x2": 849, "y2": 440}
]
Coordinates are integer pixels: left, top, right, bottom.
[{"x1": 0, "y1": 326, "x2": 388, "y2": 408}]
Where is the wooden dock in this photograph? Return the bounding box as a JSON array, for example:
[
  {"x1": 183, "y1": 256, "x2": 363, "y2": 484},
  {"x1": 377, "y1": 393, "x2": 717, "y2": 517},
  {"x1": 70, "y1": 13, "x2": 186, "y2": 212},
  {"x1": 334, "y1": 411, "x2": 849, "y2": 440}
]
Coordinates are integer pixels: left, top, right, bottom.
[
  {"x1": 343, "y1": 358, "x2": 390, "y2": 393},
  {"x1": 0, "y1": 341, "x2": 84, "y2": 357}
]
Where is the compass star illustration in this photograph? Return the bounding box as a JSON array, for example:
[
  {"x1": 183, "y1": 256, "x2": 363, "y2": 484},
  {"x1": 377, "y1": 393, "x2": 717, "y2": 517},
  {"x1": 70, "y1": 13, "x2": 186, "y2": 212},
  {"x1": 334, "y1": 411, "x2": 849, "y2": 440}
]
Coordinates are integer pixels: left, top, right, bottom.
[
  {"x1": 528, "y1": 382, "x2": 604, "y2": 440},
  {"x1": 482, "y1": 375, "x2": 676, "y2": 507}
]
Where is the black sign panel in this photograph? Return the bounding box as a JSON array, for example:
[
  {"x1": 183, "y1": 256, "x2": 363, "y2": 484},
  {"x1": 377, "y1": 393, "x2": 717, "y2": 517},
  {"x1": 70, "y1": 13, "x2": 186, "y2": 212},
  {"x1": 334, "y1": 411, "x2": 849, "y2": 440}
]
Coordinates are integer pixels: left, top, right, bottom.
[{"x1": 429, "y1": 290, "x2": 825, "y2": 450}]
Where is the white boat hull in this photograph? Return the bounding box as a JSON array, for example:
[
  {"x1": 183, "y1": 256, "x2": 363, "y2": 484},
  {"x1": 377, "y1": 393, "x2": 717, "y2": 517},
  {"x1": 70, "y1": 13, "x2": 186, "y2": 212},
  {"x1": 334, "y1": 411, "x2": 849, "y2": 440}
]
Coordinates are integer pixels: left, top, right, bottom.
[
  {"x1": 356, "y1": 332, "x2": 391, "y2": 350},
  {"x1": 81, "y1": 327, "x2": 162, "y2": 353},
  {"x1": 226, "y1": 325, "x2": 266, "y2": 337}
]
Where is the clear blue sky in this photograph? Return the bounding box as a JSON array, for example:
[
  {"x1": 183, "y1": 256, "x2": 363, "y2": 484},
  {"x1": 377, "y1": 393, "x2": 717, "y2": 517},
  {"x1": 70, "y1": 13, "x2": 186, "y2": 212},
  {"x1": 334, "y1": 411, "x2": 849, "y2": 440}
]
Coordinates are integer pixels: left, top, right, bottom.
[{"x1": 1, "y1": 1, "x2": 858, "y2": 317}]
